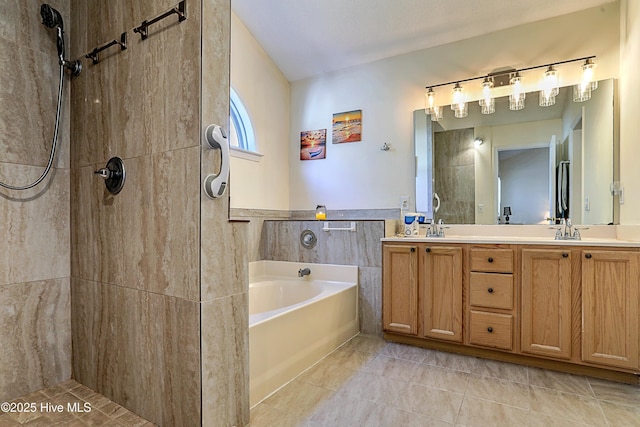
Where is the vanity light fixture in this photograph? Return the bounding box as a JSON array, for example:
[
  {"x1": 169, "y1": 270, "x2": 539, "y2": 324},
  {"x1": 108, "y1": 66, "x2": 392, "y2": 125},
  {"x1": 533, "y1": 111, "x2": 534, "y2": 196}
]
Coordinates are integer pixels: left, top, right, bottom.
[
  {"x1": 423, "y1": 55, "x2": 596, "y2": 120},
  {"x1": 509, "y1": 72, "x2": 525, "y2": 111},
  {"x1": 479, "y1": 77, "x2": 495, "y2": 114},
  {"x1": 574, "y1": 58, "x2": 598, "y2": 102},
  {"x1": 425, "y1": 87, "x2": 436, "y2": 115},
  {"x1": 539, "y1": 65, "x2": 559, "y2": 106},
  {"x1": 451, "y1": 83, "x2": 468, "y2": 118}
]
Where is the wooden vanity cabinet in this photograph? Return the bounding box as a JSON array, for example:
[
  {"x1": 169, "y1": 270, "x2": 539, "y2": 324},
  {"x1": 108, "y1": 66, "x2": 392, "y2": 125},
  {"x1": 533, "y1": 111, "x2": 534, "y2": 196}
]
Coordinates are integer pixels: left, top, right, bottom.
[
  {"x1": 383, "y1": 240, "x2": 640, "y2": 381},
  {"x1": 467, "y1": 246, "x2": 516, "y2": 351},
  {"x1": 520, "y1": 249, "x2": 572, "y2": 360},
  {"x1": 382, "y1": 244, "x2": 418, "y2": 335},
  {"x1": 420, "y1": 245, "x2": 463, "y2": 343},
  {"x1": 582, "y1": 250, "x2": 640, "y2": 370}
]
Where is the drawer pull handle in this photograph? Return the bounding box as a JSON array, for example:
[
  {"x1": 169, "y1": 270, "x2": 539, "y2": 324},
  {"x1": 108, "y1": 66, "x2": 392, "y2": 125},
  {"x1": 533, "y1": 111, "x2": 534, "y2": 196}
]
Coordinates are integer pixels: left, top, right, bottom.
[
  {"x1": 487, "y1": 288, "x2": 494, "y2": 293},
  {"x1": 562, "y1": 253, "x2": 569, "y2": 258},
  {"x1": 487, "y1": 257, "x2": 494, "y2": 263},
  {"x1": 585, "y1": 253, "x2": 592, "y2": 259},
  {"x1": 425, "y1": 248, "x2": 431, "y2": 253},
  {"x1": 487, "y1": 327, "x2": 494, "y2": 333}
]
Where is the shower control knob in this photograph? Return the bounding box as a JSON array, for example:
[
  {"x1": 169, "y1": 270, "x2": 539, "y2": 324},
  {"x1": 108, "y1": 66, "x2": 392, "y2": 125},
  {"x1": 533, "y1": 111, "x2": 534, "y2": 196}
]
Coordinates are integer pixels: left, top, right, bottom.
[
  {"x1": 94, "y1": 168, "x2": 112, "y2": 179},
  {"x1": 94, "y1": 157, "x2": 126, "y2": 195}
]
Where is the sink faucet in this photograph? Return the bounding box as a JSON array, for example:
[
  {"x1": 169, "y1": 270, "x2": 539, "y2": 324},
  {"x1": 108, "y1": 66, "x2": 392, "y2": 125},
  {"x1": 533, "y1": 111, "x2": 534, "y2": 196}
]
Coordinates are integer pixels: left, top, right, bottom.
[
  {"x1": 298, "y1": 267, "x2": 311, "y2": 277},
  {"x1": 426, "y1": 219, "x2": 446, "y2": 238},
  {"x1": 554, "y1": 218, "x2": 586, "y2": 240}
]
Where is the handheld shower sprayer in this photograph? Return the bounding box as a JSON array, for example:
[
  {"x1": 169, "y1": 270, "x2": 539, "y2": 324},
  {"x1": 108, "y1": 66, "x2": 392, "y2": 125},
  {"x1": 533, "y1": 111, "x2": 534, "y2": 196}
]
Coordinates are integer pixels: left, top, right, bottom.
[
  {"x1": 40, "y1": 4, "x2": 82, "y2": 76},
  {"x1": 0, "y1": 4, "x2": 80, "y2": 191}
]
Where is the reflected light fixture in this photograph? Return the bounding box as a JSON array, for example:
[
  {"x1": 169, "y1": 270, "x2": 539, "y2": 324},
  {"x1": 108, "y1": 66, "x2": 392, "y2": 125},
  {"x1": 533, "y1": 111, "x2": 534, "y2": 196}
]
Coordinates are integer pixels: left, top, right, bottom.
[
  {"x1": 479, "y1": 77, "x2": 495, "y2": 114},
  {"x1": 509, "y1": 72, "x2": 525, "y2": 110},
  {"x1": 474, "y1": 137, "x2": 484, "y2": 147}
]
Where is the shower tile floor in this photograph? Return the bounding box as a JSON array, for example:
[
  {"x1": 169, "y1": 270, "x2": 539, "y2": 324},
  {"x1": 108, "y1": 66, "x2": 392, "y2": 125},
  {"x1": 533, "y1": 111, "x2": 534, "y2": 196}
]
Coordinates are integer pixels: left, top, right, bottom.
[
  {"x1": 0, "y1": 380, "x2": 155, "y2": 426},
  {"x1": 249, "y1": 334, "x2": 640, "y2": 427}
]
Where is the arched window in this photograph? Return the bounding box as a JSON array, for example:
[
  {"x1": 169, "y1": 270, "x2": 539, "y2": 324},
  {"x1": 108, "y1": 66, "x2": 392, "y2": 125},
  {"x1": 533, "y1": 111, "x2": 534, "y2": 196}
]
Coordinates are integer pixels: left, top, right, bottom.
[{"x1": 229, "y1": 87, "x2": 261, "y2": 161}]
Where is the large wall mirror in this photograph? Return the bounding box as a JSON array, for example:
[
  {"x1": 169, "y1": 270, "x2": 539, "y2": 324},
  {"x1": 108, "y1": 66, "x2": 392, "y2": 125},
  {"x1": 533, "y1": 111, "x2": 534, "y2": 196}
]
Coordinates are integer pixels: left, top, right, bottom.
[{"x1": 414, "y1": 78, "x2": 618, "y2": 225}]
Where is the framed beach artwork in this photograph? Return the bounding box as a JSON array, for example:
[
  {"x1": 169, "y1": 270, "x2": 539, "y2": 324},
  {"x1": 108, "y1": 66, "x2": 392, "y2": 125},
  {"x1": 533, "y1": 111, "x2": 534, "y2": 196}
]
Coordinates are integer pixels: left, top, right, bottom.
[
  {"x1": 300, "y1": 129, "x2": 327, "y2": 160},
  {"x1": 332, "y1": 109, "x2": 362, "y2": 143}
]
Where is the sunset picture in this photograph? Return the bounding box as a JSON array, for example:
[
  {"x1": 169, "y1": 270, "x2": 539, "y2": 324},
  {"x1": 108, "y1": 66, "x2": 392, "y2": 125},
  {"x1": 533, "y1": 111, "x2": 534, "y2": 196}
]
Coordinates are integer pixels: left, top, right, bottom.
[
  {"x1": 300, "y1": 129, "x2": 327, "y2": 160},
  {"x1": 332, "y1": 109, "x2": 362, "y2": 143}
]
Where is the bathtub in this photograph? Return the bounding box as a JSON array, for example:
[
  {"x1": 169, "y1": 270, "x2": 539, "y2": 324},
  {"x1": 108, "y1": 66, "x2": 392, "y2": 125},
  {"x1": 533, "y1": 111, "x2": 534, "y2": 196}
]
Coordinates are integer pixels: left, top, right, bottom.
[{"x1": 249, "y1": 260, "x2": 359, "y2": 407}]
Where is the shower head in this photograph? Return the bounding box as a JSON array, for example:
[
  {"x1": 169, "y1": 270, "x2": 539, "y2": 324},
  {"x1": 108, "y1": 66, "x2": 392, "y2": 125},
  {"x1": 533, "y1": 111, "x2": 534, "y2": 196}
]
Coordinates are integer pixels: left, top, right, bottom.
[
  {"x1": 40, "y1": 4, "x2": 64, "y2": 30},
  {"x1": 39, "y1": 4, "x2": 81, "y2": 76}
]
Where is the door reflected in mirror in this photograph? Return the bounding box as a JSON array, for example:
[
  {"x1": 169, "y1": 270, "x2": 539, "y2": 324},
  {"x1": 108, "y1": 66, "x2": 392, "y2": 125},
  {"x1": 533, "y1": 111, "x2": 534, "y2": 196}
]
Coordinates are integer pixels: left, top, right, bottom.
[{"x1": 414, "y1": 79, "x2": 617, "y2": 225}]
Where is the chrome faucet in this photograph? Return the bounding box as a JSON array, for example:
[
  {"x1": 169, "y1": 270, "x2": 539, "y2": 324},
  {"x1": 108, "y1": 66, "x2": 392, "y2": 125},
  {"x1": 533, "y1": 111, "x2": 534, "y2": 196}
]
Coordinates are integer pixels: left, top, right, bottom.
[
  {"x1": 554, "y1": 218, "x2": 586, "y2": 240},
  {"x1": 298, "y1": 268, "x2": 311, "y2": 277},
  {"x1": 426, "y1": 219, "x2": 446, "y2": 238}
]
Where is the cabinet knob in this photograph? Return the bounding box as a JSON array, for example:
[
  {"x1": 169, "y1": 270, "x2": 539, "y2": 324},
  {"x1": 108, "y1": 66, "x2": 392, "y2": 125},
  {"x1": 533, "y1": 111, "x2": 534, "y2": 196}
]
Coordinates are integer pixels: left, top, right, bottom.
[
  {"x1": 487, "y1": 257, "x2": 494, "y2": 263},
  {"x1": 487, "y1": 327, "x2": 493, "y2": 333},
  {"x1": 487, "y1": 288, "x2": 494, "y2": 293},
  {"x1": 585, "y1": 253, "x2": 592, "y2": 259},
  {"x1": 410, "y1": 247, "x2": 415, "y2": 252},
  {"x1": 562, "y1": 253, "x2": 569, "y2": 258},
  {"x1": 425, "y1": 248, "x2": 431, "y2": 253}
]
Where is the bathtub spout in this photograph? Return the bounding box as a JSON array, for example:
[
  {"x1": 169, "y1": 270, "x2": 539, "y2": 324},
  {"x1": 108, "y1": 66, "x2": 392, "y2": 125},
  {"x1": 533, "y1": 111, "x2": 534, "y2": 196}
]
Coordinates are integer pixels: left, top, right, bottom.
[{"x1": 298, "y1": 268, "x2": 311, "y2": 277}]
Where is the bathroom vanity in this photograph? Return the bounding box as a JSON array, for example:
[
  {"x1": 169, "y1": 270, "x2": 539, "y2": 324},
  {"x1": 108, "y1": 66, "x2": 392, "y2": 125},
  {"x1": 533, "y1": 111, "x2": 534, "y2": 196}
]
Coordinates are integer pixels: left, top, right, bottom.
[{"x1": 382, "y1": 230, "x2": 640, "y2": 383}]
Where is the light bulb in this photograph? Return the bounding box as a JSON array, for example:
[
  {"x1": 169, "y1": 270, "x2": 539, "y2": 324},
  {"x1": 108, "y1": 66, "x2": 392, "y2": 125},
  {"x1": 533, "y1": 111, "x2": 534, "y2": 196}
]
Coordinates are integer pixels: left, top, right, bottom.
[
  {"x1": 425, "y1": 87, "x2": 436, "y2": 115},
  {"x1": 509, "y1": 73, "x2": 525, "y2": 111},
  {"x1": 479, "y1": 78, "x2": 495, "y2": 114}
]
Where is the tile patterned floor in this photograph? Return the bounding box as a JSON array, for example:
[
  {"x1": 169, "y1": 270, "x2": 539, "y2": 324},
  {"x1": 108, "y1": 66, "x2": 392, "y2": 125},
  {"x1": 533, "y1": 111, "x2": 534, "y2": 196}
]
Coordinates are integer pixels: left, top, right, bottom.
[
  {"x1": 0, "y1": 380, "x2": 155, "y2": 426},
  {"x1": 249, "y1": 334, "x2": 640, "y2": 427}
]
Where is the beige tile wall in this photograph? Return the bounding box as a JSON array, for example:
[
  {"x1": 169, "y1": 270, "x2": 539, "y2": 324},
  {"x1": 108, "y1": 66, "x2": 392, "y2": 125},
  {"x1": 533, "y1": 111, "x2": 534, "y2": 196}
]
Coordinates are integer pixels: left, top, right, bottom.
[
  {"x1": 0, "y1": 0, "x2": 71, "y2": 402},
  {"x1": 201, "y1": 0, "x2": 250, "y2": 425},
  {"x1": 261, "y1": 220, "x2": 384, "y2": 336},
  {"x1": 71, "y1": 0, "x2": 248, "y2": 425}
]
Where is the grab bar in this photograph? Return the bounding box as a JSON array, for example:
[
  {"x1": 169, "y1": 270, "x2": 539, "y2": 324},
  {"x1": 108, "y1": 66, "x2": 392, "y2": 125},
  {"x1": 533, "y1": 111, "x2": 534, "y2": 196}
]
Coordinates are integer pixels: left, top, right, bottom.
[{"x1": 322, "y1": 221, "x2": 357, "y2": 232}]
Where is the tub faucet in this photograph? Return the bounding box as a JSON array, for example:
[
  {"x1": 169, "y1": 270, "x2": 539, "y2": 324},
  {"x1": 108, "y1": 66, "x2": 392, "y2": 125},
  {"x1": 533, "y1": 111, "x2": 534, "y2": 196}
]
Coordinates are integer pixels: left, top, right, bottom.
[{"x1": 298, "y1": 268, "x2": 311, "y2": 277}]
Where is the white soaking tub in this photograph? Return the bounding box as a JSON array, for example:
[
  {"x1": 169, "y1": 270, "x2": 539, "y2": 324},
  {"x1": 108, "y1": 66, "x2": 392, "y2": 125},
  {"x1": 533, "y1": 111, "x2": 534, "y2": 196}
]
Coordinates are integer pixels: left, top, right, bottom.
[{"x1": 249, "y1": 260, "x2": 359, "y2": 407}]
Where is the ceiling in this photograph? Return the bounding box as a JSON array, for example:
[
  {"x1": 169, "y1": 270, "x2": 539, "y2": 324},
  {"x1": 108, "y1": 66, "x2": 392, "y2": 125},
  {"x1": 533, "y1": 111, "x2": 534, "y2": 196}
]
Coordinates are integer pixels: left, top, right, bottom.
[{"x1": 231, "y1": 0, "x2": 615, "y2": 82}]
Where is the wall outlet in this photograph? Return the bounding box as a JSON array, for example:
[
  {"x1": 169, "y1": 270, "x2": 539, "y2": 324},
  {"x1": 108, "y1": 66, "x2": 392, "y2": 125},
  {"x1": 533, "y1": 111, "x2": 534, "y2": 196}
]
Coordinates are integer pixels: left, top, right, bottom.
[
  {"x1": 400, "y1": 196, "x2": 410, "y2": 210},
  {"x1": 478, "y1": 203, "x2": 484, "y2": 214},
  {"x1": 584, "y1": 197, "x2": 590, "y2": 212}
]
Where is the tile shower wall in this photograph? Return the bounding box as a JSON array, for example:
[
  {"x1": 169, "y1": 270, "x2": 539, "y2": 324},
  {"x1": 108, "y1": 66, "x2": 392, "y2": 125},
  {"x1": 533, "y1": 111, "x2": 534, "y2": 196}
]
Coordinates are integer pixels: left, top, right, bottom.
[
  {"x1": 434, "y1": 128, "x2": 475, "y2": 224},
  {"x1": 261, "y1": 220, "x2": 384, "y2": 336},
  {"x1": 201, "y1": 0, "x2": 250, "y2": 425},
  {"x1": 0, "y1": 0, "x2": 71, "y2": 402},
  {"x1": 70, "y1": 1, "x2": 246, "y2": 426}
]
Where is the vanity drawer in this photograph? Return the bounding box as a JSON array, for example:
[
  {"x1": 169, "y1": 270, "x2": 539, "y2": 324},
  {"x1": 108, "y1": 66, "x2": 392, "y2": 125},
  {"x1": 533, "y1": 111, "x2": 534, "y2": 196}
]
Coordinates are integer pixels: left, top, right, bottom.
[
  {"x1": 469, "y1": 273, "x2": 513, "y2": 310},
  {"x1": 470, "y1": 248, "x2": 513, "y2": 273},
  {"x1": 469, "y1": 311, "x2": 513, "y2": 350}
]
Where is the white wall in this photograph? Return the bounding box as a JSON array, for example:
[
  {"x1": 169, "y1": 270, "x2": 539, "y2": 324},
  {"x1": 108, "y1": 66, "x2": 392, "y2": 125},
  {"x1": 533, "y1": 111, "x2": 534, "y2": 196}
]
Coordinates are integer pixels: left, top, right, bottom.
[
  {"x1": 499, "y1": 148, "x2": 550, "y2": 225},
  {"x1": 289, "y1": 3, "x2": 620, "y2": 212},
  {"x1": 475, "y1": 119, "x2": 563, "y2": 224},
  {"x1": 620, "y1": 0, "x2": 640, "y2": 223},
  {"x1": 230, "y1": 12, "x2": 290, "y2": 210}
]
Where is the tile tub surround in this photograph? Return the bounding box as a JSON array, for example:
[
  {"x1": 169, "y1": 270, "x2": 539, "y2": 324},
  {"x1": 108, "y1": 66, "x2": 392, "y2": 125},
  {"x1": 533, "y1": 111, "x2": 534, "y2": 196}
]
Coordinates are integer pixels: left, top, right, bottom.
[
  {"x1": 0, "y1": 0, "x2": 71, "y2": 402},
  {"x1": 261, "y1": 220, "x2": 384, "y2": 336},
  {"x1": 249, "y1": 334, "x2": 640, "y2": 426}
]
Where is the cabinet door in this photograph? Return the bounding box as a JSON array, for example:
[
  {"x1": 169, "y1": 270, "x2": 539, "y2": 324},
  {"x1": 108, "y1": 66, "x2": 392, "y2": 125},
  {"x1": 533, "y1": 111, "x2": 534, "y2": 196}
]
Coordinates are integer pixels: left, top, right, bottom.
[
  {"x1": 582, "y1": 250, "x2": 639, "y2": 370},
  {"x1": 421, "y1": 246, "x2": 463, "y2": 342},
  {"x1": 382, "y1": 244, "x2": 418, "y2": 335},
  {"x1": 521, "y1": 249, "x2": 572, "y2": 359}
]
